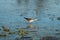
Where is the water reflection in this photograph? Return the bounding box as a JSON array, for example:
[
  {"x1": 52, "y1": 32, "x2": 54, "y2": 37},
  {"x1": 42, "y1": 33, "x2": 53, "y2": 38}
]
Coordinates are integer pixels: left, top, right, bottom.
[
  {"x1": 17, "y1": 0, "x2": 21, "y2": 4},
  {"x1": 16, "y1": 0, "x2": 29, "y2": 5},
  {"x1": 27, "y1": 24, "x2": 36, "y2": 29}
]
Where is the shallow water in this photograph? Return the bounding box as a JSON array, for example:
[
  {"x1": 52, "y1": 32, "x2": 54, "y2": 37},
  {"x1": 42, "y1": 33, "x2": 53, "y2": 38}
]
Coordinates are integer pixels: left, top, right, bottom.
[{"x1": 0, "y1": 0, "x2": 60, "y2": 40}]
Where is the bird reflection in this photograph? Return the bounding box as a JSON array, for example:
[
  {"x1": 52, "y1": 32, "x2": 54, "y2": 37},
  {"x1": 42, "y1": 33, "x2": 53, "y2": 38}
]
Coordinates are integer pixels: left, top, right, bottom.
[{"x1": 27, "y1": 24, "x2": 36, "y2": 29}]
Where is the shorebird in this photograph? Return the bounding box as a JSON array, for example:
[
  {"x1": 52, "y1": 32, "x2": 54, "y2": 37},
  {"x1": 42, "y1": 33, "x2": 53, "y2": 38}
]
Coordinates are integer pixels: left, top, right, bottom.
[{"x1": 24, "y1": 17, "x2": 38, "y2": 23}]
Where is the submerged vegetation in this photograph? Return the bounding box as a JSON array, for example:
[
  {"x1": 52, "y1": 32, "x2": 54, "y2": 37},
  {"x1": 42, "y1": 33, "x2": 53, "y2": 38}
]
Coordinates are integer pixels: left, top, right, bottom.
[
  {"x1": 0, "y1": 33, "x2": 6, "y2": 37},
  {"x1": 2, "y1": 25, "x2": 10, "y2": 32},
  {"x1": 0, "y1": 25, "x2": 39, "y2": 40},
  {"x1": 0, "y1": 25, "x2": 58, "y2": 40},
  {"x1": 8, "y1": 31, "x2": 16, "y2": 35}
]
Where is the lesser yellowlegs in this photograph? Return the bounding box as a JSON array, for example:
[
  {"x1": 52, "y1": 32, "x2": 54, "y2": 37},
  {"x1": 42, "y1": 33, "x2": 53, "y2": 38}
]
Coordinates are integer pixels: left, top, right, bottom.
[{"x1": 24, "y1": 17, "x2": 38, "y2": 23}]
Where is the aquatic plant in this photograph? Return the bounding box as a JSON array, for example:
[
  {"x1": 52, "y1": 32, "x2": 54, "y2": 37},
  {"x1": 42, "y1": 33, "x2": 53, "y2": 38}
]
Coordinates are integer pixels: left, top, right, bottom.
[
  {"x1": 2, "y1": 25, "x2": 10, "y2": 32},
  {"x1": 0, "y1": 34, "x2": 6, "y2": 37},
  {"x1": 0, "y1": 33, "x2": 6, "y2": 37}
]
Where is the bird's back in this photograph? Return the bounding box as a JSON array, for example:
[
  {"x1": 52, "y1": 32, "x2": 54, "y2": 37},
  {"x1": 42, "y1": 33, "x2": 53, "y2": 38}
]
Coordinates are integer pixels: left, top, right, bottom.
[{"x1": 24, "y1": 17, "x2": 32, "y2": 20}]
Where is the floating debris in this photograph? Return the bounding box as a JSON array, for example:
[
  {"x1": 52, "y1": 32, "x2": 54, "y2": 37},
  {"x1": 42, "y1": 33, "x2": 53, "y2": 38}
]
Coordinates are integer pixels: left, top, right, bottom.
[
  {"x1": 57, "y1": 17, "x2": 60, "y2": 20},
  {"x1": 40, "y1": 36, "x2": 58, "y2": 40}
]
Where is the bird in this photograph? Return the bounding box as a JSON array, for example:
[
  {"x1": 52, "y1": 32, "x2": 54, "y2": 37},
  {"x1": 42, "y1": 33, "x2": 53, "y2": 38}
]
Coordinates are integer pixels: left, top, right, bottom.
[{"x1": 24, "y1": 17, "x2": 38, "y2": 23}]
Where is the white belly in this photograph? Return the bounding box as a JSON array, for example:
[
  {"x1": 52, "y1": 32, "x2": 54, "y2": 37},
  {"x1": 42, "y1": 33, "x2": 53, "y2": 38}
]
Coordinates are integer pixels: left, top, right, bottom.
[
  {"x1": 28, "y1": 19, "x2": 37, "y2": 23},
  {"x1": 29, "y1": 20, "x2": 34, "y2": 22}
]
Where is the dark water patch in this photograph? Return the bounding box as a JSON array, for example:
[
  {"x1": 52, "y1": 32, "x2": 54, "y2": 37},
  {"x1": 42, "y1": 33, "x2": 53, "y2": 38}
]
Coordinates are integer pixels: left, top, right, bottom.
[
  {"x1": 0, "y1": 28, "x2": 1, "y2": 31},
  {"x1": 16, "y1": 0, "x2": 21, "y2": 4},
  {"x1": 57, "y1": 17, "x2": 60, "y2": 20},
  {"x1": 49, "y1": 15, "x2": 55, "y2": 21},
  {"x1": 55, "y1": 32, "x2": 60, "y2": 35},
  {"x1": 40, "y1": 36, "x2": 58, "y2": 40},
  {"x1": 55, "y1": 29, "x2": 60, "y2": 31},
  {"x1": 27, "y1": 31, "x2": 37, "y2": 32},
  {"x1": 21, "y1": 36, "x2": 32, "y2": 40},
  {"x1": 21, "y1": 36, "x2": 32, "y2": 39},
  {"x1": 16, "y1": 28, "x2": 27, "y2": 30},
  {"x1": 15, "y1": 36, "x2": 32, "y2": 40},
  {"x1": 15, "y1": 37, "x2": 21, "y2": 40},
  {"x1": 47, "y1": 14, "x2": 51, "y2": 16},
  {"x1": 24, "y1": 0, "x2": 29, "y2": 4}
]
